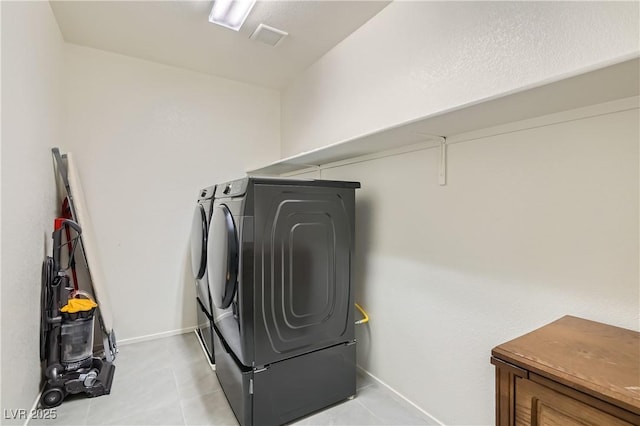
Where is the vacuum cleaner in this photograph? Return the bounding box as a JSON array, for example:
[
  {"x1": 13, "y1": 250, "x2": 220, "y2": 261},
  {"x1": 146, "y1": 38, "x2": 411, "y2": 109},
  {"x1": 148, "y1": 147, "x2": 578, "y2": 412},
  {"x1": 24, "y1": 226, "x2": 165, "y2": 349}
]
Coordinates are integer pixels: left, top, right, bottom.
[{"x1": 39, "y1": 218, "x2": 115, "y2": 408}]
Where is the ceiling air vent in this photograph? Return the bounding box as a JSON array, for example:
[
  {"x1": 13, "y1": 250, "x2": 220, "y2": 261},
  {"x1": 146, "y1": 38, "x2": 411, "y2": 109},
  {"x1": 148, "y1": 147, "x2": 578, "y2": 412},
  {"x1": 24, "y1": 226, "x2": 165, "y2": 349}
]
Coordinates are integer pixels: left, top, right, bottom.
[{"x1": 250, "y1": 24, "x2": 288, "y2": 47}]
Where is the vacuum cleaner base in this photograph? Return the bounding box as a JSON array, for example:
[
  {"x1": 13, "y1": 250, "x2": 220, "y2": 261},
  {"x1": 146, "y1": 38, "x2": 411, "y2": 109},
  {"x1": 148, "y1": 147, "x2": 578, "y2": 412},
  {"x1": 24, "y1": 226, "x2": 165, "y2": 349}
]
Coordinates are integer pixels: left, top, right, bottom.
[{"x1": 40, "y1": 358, "x2": 116, "y2": 408}]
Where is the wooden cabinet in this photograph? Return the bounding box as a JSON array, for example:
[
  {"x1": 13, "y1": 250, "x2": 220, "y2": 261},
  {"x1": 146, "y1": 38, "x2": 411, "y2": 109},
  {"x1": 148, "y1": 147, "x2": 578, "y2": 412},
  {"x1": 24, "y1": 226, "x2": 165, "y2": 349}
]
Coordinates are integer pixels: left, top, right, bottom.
[{"x1": 491, "y1": 316, "x2": 640, "y2": 426}]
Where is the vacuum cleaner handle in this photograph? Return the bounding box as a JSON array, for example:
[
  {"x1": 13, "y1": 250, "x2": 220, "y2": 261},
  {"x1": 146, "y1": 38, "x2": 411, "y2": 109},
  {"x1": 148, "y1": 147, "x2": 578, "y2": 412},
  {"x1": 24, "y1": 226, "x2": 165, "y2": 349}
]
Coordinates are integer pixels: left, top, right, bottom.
[
  {"x1": 54, "y1": 218, "x2": 82, "y2": 234},
  {"x1": 52, "y1": 219, "x2": 82, "y2": 272}
]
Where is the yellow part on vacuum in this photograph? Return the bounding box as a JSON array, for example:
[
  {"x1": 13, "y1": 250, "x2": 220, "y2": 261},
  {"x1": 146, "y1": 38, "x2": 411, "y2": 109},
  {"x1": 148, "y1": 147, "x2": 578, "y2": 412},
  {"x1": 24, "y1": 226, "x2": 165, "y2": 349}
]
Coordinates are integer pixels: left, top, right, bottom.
[{"x1": 61, "y1": 298, "x2": 98, "y2": 313}]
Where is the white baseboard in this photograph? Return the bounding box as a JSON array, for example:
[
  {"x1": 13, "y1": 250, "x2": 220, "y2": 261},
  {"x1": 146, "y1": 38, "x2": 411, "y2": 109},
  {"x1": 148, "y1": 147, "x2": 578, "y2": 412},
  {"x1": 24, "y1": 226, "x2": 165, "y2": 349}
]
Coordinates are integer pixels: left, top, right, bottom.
[
  {"x1": 24, "y1": 388, "x2": 43, "y2": 426},
  {"x1": 356, "y1": 366, "x2": 445, "y2": 426},
  {"x1": 117, "y1": 327, "x2": 196, "y2": 346},
  {"x1": 116, "y1": 328, "x2": 216, "y2": 370}
]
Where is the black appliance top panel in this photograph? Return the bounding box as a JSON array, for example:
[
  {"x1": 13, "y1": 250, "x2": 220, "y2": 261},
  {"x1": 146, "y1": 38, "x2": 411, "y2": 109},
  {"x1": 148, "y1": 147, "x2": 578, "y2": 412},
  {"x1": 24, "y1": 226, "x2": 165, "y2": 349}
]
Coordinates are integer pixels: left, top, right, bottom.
[
  {"x1": 215, "y1": 177, "x2": 361, "y2": 199},
  {"x1": 250, "y1": 177, "x2": 361, "y2": 189},
  {"x1": 197, "y1": 185, "x2": 216, "y2": 201}
]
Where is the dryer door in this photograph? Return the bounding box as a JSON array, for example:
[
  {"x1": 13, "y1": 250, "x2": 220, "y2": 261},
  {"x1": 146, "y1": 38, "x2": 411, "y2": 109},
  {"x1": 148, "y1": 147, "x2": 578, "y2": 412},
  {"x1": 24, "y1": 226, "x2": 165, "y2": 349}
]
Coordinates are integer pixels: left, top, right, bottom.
[
  {"x1": 191, "y1": 204, "x2": 211, "y2": 312},
  {"x1": 190, "y1": 204, "x2": 207, "y2": 280},
  {"x1": 207, "y1": 204, "x2": 238, "y2": 309}
]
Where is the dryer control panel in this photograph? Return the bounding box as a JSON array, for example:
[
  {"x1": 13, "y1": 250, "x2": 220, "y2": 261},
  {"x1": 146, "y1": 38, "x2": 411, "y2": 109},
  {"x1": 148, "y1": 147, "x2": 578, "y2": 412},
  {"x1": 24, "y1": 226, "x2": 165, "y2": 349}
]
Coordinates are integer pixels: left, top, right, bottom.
[{"x1": 219, "y1": 178, "x2": 248, "y2": 198}]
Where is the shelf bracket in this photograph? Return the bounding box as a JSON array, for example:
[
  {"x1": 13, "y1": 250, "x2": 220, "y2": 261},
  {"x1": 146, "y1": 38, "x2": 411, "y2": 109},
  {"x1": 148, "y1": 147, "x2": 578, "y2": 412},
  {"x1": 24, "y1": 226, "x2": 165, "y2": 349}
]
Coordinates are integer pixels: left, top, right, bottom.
[{"x1": 438, "y1": 137, "x2": 447, "y2": 186}]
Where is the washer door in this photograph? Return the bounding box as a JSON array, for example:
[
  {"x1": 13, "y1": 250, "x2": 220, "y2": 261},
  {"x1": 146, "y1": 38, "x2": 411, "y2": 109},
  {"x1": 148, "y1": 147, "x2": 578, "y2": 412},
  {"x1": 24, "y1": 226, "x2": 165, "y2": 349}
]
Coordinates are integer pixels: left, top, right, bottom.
[
  {"x1": 207, "y1": 204, "x2": 238, "y2": 309},
  {"x1": 190, "y1": 204, "x2": 207, "y2": 280}
]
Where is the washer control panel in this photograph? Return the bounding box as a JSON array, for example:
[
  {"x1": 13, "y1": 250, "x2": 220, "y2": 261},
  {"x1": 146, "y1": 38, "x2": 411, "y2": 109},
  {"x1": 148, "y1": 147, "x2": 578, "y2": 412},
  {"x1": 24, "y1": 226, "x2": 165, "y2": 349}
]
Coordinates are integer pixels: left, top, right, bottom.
[{"x1": 197, "y1": 185, "x2": 216, "y2": 201}]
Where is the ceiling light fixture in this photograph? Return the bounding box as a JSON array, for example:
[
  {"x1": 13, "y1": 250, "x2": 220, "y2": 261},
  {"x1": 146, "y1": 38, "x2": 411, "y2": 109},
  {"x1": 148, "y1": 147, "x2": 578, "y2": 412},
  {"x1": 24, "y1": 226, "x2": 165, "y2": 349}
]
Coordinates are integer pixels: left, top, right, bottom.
[{"x1": 208, "y1": 0, "x2": 256, "y2": 31}]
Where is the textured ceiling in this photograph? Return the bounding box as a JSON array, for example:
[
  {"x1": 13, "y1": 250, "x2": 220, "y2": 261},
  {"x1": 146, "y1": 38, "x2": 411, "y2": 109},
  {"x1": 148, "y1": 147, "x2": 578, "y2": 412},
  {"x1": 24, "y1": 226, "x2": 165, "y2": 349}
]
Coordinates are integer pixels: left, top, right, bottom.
[{"x1": 50, "y1": 1, "x2": 391, "y2": 89}]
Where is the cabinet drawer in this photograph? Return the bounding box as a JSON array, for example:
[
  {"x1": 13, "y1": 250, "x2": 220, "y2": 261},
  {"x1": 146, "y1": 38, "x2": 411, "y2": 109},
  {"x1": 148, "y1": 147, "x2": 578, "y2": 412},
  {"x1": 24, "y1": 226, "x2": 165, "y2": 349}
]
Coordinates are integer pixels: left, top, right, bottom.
[{"x1": 515, "y1": 377, "x2": 633, "y2": 426}]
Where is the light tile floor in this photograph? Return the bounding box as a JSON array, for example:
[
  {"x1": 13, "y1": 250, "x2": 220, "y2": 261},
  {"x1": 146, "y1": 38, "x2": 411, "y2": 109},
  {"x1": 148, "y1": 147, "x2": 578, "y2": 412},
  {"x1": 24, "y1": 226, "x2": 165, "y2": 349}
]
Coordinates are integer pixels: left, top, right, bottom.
[{"x1": 30, "y1": 333, "x2": 436, "y2": 426}]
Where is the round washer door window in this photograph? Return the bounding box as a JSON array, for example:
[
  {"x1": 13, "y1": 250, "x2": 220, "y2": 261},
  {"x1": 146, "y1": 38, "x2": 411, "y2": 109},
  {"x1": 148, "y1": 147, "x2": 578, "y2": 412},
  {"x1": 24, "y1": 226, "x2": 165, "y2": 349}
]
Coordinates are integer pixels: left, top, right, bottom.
[
  {"x1": 190, "y1": 204, "x2": 207, "y2": 280},
  {"x1": 207, "y1": 204, "x2": 238, "y2": 309}
]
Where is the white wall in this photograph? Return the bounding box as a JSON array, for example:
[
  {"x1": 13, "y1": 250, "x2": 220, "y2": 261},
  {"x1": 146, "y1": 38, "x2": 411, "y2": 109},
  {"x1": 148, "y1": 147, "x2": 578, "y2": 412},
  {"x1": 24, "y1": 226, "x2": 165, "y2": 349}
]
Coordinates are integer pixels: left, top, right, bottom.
[
  {"x1": 281, "y1": 1, "x2": 640, "y2": 157},
  {"x1": 2, "y1": 1, "x2": 637, "y2": 422},
  {"x1": 63, "y1": 45, "x2": 280, "y2": 341},
  {"x1": 1, "y1": 1, "x2": 65, "y2": 420},
  {"x1": 297, "y1": 108, "x2": 639, "y2": 425},
  {"x1": 279, "y1": 1, "x2": 640, "y2": 424}
]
